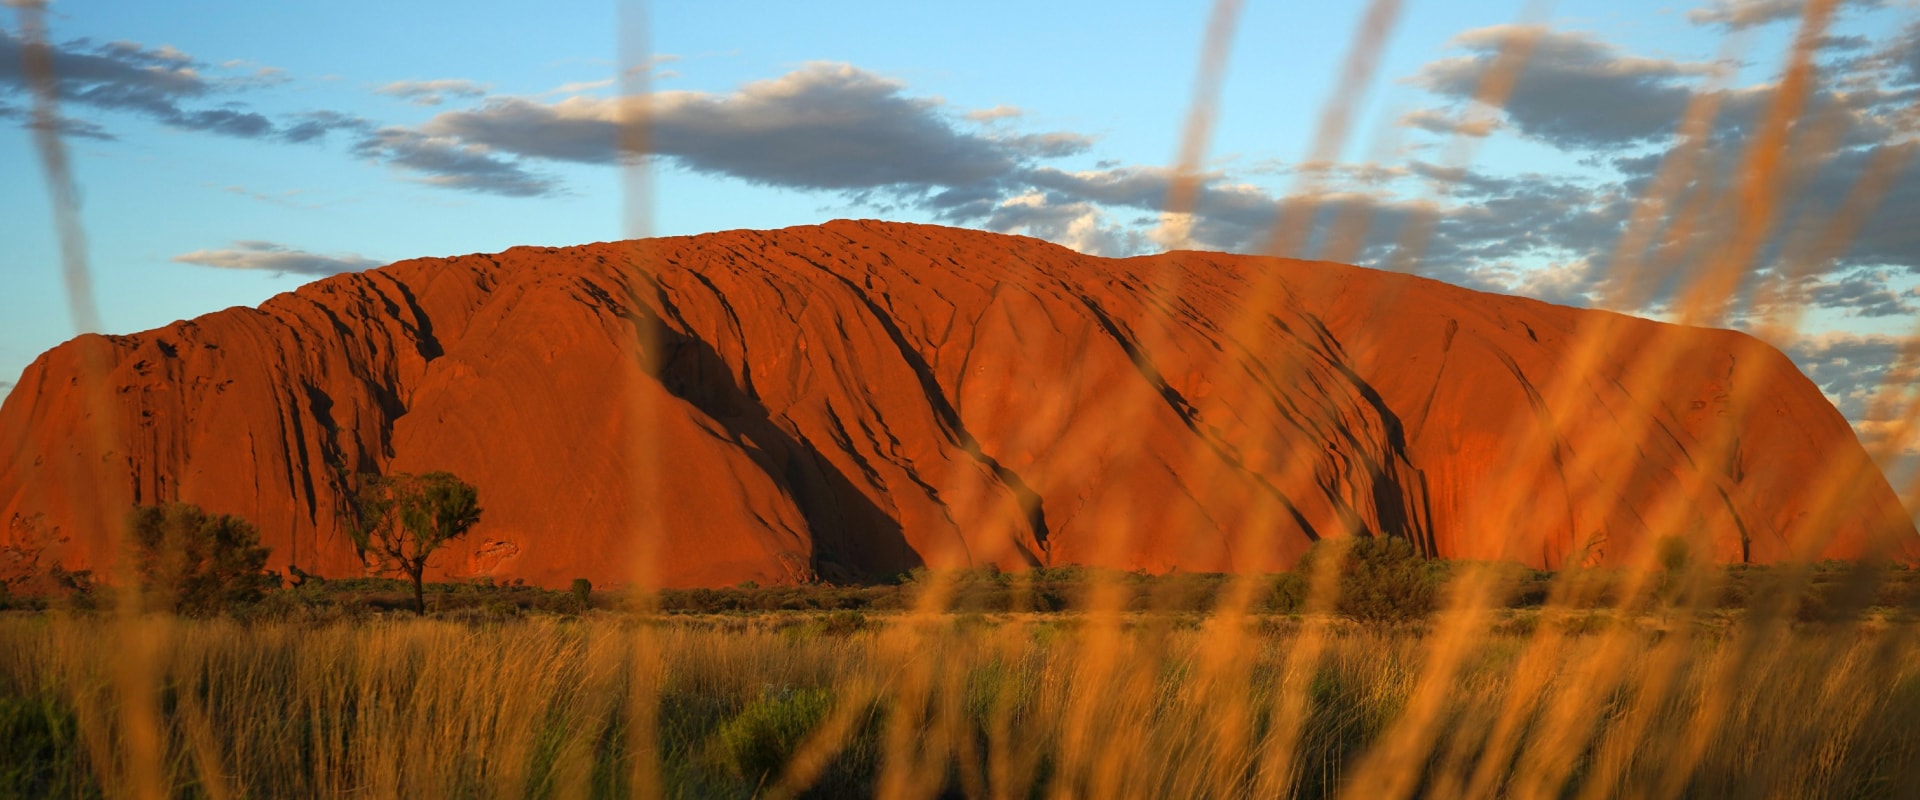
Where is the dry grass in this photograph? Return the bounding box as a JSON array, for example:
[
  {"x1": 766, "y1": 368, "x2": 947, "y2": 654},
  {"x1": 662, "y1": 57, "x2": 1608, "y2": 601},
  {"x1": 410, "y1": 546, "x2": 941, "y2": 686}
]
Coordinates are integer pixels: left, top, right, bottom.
[{"x1": 0, "y1": 607, "x2": 1916, "y2": 799}]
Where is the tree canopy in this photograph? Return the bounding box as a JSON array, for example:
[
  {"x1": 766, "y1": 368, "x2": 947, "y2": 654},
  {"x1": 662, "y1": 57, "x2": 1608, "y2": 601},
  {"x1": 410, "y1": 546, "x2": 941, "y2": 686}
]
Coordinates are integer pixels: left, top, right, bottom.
[{"x1": 345, "y1": 471, "x2": 483, "y2": 613}]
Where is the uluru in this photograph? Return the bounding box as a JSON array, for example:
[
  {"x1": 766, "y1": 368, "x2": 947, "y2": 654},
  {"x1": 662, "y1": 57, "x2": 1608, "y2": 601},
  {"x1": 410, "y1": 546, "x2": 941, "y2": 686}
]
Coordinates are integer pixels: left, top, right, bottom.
[{"x1": 1, "y1": 220, "x2": 1914, "y2": 589}]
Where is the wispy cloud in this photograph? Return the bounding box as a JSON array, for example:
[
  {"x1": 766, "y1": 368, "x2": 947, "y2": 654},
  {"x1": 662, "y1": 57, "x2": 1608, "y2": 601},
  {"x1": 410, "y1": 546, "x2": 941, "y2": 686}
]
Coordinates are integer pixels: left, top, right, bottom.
[
  {"x1": 0, "y1": 32, "x2": 369, "y2": 143},
  {"x1": 0, "y1": 100, "x2": 114, "y2": 140},
  {"x1": 965, "y1": 104, "x2": 1023, "y2": 122},
  {"x1": 0, "y1": 31, "x2": 264, "y2": 136},
  {"x1": 350, "y1": 127, "x2": 559, "y2": 197},
  {"x1": 1854, "y1": 20, "x2": 1920, "y2": 87},
  {"x1": 1770, "y1": 269, "x2": 1919, "y2": 319},
  {"x1": 213, "y1": 184, "x2": 321, "y2": 209},
  {"x1": 373, "y1": 78, "x2": 489, "y2": 106},
  {"x1": 543, "y1": 78, "x2": 613, "y2": 95},
  {"x1": 171, "y1": 241, "x2": 381, "y2": 276},
  {"x1": 278, "y1": 110, "x2": 373, "y2": 143},
  {"x1": 1686, "y1": 0, "x2": 1883, "y2": 31},
  {"x1": 1398, "y1": 108, "x2": 1497, "y2": 138},
  {"x1": 1772, "y1": 331, "x2": 1920, "y2": 472}
]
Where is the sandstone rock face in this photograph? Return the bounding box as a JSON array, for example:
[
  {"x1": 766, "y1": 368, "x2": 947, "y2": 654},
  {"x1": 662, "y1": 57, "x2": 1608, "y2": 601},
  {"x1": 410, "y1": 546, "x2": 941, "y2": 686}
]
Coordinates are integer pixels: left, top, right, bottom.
[{"x1": 1, "y1": 221, "x2": 1912, "y2": 588}]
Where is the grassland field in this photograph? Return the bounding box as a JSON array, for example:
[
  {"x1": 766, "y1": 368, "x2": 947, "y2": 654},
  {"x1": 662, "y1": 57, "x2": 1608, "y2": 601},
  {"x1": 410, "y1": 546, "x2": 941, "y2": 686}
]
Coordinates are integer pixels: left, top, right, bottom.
[{"x1": 2, "y1": 559, "x2": 1919, "y2": 798}]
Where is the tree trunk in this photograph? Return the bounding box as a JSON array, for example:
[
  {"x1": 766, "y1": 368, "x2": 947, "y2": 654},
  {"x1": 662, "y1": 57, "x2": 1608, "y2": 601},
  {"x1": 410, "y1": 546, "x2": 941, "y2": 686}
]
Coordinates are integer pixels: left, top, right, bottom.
[{"x1": 411, "y1": 567, "x2": 426, "y2": 615}]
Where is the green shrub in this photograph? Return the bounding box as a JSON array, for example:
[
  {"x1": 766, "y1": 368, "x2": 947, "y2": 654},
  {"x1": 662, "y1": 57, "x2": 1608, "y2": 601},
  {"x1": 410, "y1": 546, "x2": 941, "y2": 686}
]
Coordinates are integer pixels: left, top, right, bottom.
[
  {"x1": 570, "y1": 578, "x2": 593, "y2": 608},
  {"x1": 1656, "y1": 535, "x2": 1692, "y2": 574},
  {"x1": 818, "y1": 610, "x2": 869, "y2": 636},
  {"x1": 1299, "y1": 536, "x2": 1447, "y2": 622},
  {"x1": 1265, "y1": 573, "x2": 1308, "y2": 613},
  {"x1": 128, "y1": 503, "x2": 274, "y2": 616},
  {"x1": 0, "y1": 693, "x2": 99, "y2": 798},
  {"x1": 713, "y1": 687, "x2": 834, "y2": 784},
  {"x1": 710, "y1": 685, "x2": 881, "y2": 797}
]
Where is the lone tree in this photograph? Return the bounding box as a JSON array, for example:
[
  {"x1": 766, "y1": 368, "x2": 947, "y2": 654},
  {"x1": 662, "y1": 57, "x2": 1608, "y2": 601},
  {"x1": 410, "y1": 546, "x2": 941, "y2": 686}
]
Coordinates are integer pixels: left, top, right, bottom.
[
  {"x1": 345, "y1": 471, "x2": 483, "y2": 614},
  {"x1": 128, "y1": 503, "x2": 274, "y2": 615}
]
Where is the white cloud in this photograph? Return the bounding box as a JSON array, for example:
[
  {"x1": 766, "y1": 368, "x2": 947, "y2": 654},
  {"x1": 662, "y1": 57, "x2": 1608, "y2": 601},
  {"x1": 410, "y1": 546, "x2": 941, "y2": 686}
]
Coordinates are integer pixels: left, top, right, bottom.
[
  {"x1": 966, "y1": 105, "x2": 1023, "y2": 122},
  {"x1": 545, "y1": 78, "x2": 613, "y2": 95},
  {"x1": 373, "y1": 78, "x2": 489, "y2": 106},
  {"x1": 171, "y1": 241, "x2": 381, "y2": 276}
]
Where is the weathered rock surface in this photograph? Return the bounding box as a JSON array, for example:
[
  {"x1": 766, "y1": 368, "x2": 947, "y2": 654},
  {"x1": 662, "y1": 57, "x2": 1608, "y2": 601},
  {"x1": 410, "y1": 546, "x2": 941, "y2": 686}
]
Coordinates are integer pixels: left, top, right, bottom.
[{"x1": 2, "y1": 221, "x2": 1913, "y2": 588}]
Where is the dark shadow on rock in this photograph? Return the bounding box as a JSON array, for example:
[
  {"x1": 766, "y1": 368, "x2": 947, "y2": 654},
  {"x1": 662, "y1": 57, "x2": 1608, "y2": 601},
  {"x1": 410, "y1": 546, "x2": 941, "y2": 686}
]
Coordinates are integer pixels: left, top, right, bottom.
[
  {"x1": 813, "y1": 266, "x2": 1050, "y2": 563},
  {"x1": 643, "y1": 281, "x2": 924, "y2": 583},
  {"x1": 1292, "y1": 312, "x2": 1437, "y2": 558}
]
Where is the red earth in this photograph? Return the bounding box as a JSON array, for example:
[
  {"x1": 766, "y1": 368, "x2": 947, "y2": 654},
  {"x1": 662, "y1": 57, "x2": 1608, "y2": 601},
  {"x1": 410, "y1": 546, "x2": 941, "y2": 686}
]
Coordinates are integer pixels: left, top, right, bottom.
[{"x1": 2, "y1": 221, "x2": 1913, "y2": 589}]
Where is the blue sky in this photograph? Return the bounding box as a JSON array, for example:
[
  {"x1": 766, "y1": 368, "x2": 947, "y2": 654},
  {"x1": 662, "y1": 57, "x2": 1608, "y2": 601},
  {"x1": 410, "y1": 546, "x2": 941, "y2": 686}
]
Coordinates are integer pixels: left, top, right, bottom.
[{"x1": 3, "y1": 0, "x2": 1919, "y2": 477}]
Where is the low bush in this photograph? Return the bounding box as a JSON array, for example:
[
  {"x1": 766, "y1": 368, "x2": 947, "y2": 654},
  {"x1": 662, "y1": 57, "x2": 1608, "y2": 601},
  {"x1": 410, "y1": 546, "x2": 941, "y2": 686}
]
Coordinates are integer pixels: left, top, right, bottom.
[
  {"x1": 0, "y1": 692, "x2": 98, "y2": 798},
  {"x1": 128, "y1": 503, "x2": 275, "y2": 616},
  {"x1": 1299, "y1": 536, "x2": 1449, "y2": 623},
  {"x1": 708, "y1": 686, "x2": 878, "y2": 796}
]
